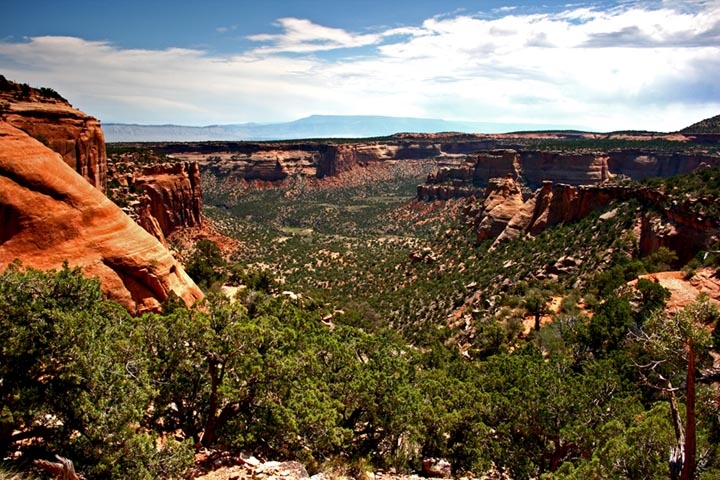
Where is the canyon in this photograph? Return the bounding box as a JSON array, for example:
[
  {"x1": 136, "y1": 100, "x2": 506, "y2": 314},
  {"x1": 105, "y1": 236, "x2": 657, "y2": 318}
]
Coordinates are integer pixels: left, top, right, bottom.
[
  {"x1": 125, "y1": 132, "x2": 720, "y2": 196},
  {"x1": 126, "y1": 132, "x2": 720, "y2": 266},
  {"x1": 2, "y1": 75, "x2": 719, "y2": 313},
  {"x1": 417, "y1": 147, "x2": 720, "y2": 199}
]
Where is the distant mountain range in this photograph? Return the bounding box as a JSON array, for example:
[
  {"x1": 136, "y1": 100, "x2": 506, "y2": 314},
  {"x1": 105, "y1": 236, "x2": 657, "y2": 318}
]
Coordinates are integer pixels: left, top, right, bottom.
[{"x1": 103, "y1": 115, "x2": 588, "y2": 142}]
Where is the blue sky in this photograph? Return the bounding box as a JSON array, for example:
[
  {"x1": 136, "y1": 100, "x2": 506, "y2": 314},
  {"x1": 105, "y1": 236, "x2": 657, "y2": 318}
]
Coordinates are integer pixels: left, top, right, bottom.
[{"x1": 1, "y1": 0, "x2": 719, "y2": 131}]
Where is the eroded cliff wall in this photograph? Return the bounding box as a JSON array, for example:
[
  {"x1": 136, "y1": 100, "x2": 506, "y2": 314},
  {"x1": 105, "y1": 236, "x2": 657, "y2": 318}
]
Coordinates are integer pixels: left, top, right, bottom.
[
  {"x1": 419, "y1": 148, "x2": 720, "y2": 196},
  {"x1": 0, "y1": 77, "x2": 107, "y2": 190},
  {"x1": 135, "y1": 162, "x2": 203, "y2": 240},
  {"x1": 463, "y1": 177, "x2": 719, "y2": 264},
  {"x1": 0, "y1": 121, "x2": 203, "y2": 313}
]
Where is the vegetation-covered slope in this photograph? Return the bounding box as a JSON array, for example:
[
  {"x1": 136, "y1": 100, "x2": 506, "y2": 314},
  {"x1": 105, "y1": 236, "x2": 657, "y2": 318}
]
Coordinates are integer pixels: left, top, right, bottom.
[
  {"x1": 681, "y1": 114, "x2": 720, "y2": 134},
  {"x1": 4, "y1": 154, "x2": 720, "y2": 479}
]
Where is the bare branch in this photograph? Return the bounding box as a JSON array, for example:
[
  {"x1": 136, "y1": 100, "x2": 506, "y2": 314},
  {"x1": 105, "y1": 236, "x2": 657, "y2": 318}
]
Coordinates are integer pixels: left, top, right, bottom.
[{"x1": 34, "y1": 455, "x2": 81, "y2": 480}]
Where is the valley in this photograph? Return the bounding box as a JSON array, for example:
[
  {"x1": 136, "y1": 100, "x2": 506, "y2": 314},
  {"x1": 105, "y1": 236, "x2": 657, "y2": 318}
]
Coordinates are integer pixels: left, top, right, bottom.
[{"x1": 2, "y1": 77, "x2": 720, "y2": 479}]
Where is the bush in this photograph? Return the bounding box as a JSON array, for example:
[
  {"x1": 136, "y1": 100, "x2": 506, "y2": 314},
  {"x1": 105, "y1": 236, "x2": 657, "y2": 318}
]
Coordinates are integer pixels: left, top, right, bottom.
[
  {"x1": 185, "y1": 239, "x2": 227, "y2": 291},
  {"x1": 0, "y1": 263, "x2": 192, "y2": 478}
]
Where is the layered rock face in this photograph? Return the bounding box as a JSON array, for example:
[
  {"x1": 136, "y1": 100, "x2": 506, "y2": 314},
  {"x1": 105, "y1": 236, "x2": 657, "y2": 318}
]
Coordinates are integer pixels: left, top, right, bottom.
[
  {"x1": 463, "y1": 177, "x2": 719, "y2": 263},
  {"x1": 634, "y1": 189, "x2": 719, "y2": 264},
  {"x1": 488, "y1": 182, "x2": 636, "y2": 248},
  {"x1": 110, "y1": 162, "x2": 203, "y2": 244},
  {"x1": 607, "y1": 150, "x2": 719, "y2": 180},
  {"x1": 0, "y1": 122, "x2": 203, "y2": 313},
  {"x1": 136, "y1": 162, "x2": 203, "y2": 239},
  {"x1": 419, "y1": 148, "x2": 720, "y2": 194},
  {"x1": 187, "y1": 144, "x2": 319, "y2": 182},
  {"x1": 473, "y1": 150, "x2": 522, "y2": 185},
  {"x1": 159, "y1": 138, "x2": 476, "y2": 183},
  {"x1": 467, "y1": 176, "x2": 526, "y2": 241},
  {"x1": 0, "y1": 78, "x2": 107, "y2": 190},
  {"x1": 518, "y1": 151, "x2": 611, "y2": 186}
]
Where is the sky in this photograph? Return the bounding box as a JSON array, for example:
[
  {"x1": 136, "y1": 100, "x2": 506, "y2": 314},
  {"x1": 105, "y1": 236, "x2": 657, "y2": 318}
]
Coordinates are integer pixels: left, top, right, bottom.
[{"x1": 1, "y1": 0, "x2": 719, "y2": 132}]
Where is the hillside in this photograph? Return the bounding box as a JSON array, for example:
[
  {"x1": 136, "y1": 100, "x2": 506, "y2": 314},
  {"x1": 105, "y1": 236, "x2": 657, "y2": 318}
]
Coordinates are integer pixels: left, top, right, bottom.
[{"x1": 681, "y1": 113, "x2": 720, "y2": 134}]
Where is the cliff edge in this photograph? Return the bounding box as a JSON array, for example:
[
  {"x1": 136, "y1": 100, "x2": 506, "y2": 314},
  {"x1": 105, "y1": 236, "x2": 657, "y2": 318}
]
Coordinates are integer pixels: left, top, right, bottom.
[
  {"x1": 0, "y1": 118, "x2": 202, "y2": 313},
  {"x1": 0, "y1": 75, "x2": 107, "y2": 191}
]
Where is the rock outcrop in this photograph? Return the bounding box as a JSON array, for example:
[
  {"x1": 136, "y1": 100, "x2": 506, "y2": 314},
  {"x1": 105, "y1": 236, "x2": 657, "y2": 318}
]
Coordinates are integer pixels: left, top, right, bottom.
[
  {"x1": 634, "y1": 188, "x2": 719, "y2": 264},
  {"x1": 518, "y1": 151, "x2": 611, "y2": 187},
  {"x1": 136, "y1": 162, "x2": 203, "y2": 239},
  {"x1": 155, "y1": 138, "x2": 486, "y2": 184},
  {"x1": 607, "y1": 150, "x2": 718, "y2": 181},
  {"x1": 463, "y1": 177, "x2": 720, "y2": 263},
  {"x1": 0, "y1": 76, "x2": 107, "y2": 190},
  {"x1": 466, "y1": 176, "x2": 526, "y2": 241},
  {"x1": 419, "y1": 148, "x2": 720, "y2": 194},
  {"x1": 110, "y1": 162, "x2": 203, "y2": 244},
  {"x1": 139, "y1": 132, "x2": 720, "y2": 192},
  {"x1": 0, "y1": 122, "x2": 203, "y2": 313}
]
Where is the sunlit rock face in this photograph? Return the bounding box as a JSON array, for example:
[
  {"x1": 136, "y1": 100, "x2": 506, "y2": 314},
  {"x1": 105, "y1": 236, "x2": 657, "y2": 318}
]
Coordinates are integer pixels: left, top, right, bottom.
[
  {"x1": 133, "y1": 162, "x2": 203, "y2": 243},
  {"x1": 0, "y1": 121, "x2": 203, "y2": 313},
  {"x1": 1, "y1": 77, "x2": 107, "y2": 191},
  {"x1": 458, "y1": 178, "x2": 719, "y2": 263}
]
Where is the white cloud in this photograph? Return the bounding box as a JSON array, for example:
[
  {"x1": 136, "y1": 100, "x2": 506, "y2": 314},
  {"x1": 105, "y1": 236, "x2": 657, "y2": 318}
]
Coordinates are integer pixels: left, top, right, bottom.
[
  {"x1": 247, "y1": 18, "x2": 382, "y2": 53},
  {"x1": 0, "y1": 1, "x2": 718, "y2": 131}
]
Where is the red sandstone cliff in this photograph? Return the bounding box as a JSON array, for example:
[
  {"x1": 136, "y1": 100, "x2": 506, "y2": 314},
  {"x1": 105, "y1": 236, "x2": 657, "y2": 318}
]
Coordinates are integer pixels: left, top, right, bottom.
[
  {"x1": 137, "y1": 162, "x2": 203, "y2": 238},
  {"x1": 465, "y1": 176, "x2": 526, "y2": 241},
  {"x1": 0, "y1": 122, "x2": 203, "y2": 313},
  {"x1": 0, "y1": 77, "x2": 107, "y2": 191},
  {"x1": 108, "y1": 162, "x2": 203, "y2": 245},
  {"x1": 464, "y1": 177, "x2": 720, "y2": 264},
  {"x1": 419, "y1": 148, "x2": 720, "y2": 195},
  {"x1": 162, "y1": 139, "x2": 457, "y2": 182}
]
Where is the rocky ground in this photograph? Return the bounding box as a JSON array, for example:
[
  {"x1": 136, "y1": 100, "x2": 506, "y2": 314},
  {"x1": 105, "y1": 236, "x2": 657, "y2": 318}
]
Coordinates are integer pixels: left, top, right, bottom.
[{"x1": 190, "y1": 450, "x2": 509, "y2": 480}]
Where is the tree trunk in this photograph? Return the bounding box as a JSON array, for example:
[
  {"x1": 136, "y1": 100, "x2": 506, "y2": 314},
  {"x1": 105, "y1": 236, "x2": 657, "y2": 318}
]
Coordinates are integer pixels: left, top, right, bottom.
[
  {"x1": 668, "y1": 339, "x2": 697, "y2": 480},
  {"x1": 200, "y1": 353, "x2": 223, "y2": 448},
  {"x1": 680, "y1": 340, "x2": 696, "y2": 480},
  {"x1": 669, "y1": 386, "x2": 685, "y2": 480},
  {"x1": 34, "y1": 455, "x2": 80, "y2": 480}
]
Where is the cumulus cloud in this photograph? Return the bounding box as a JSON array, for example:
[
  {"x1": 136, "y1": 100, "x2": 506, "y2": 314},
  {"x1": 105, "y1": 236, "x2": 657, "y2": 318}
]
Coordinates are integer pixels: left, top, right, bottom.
[{"x1": 0, "y1": 1, "x2": 718, "y2": 131}]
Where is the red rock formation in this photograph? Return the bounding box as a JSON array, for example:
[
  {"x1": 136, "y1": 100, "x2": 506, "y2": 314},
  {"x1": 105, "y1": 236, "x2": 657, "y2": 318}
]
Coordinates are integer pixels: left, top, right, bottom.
[
  {"x1": 0, "y1": 78, "x2": 107, "y2": 191},
  {"x1": 0, "y1": 122, "x2": 203, "y2": 313},
  {"x1": 608, "y1": 150, "x2": 720, "y2": 181},
  {"x1": 473, "y1": 150, "x2": 521, "y2": 185},
  {"x1": 421, "y1": 148, "x2": 719, "y2": 193},
  {"x1": 494, "y1": 181, "x2": 555, "y2": 245},
  {"x1": 135, "y1": 130, "x2": 719, "y2": 188},
  {"x1": 133, "y1": 162, "x2": 203, "y2": 241},
  {"x1": 417, "y1": 183, "x2": 482, "y2": 200},
  {"x1": 466, "y1": 176, "x2": 526, "y2": 241},
  {"x1": 200, "y1": 146, "x2": 317, "y2": 182},
  {"x1": 635, "y1": 195, "x2": 718, "y2": 264},
  {"x1": 518, "y1": 151, "x2": 611, "y2": 186},
  {"x1": 317, "y1": 144, "x2": 362, "y2": 177},
  {"x1": 473, "y1": 180, "x2": 720, "y2": 262},
  {"x1": 485, "y1": 182, "x2": 635, "y2": 248}
]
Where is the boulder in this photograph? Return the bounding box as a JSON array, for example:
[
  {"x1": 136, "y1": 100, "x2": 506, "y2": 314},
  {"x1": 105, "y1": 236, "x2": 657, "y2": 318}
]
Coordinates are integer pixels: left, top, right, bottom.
[{"x1": 422, "y1": 458, "x2": 452, "y2": 478}]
